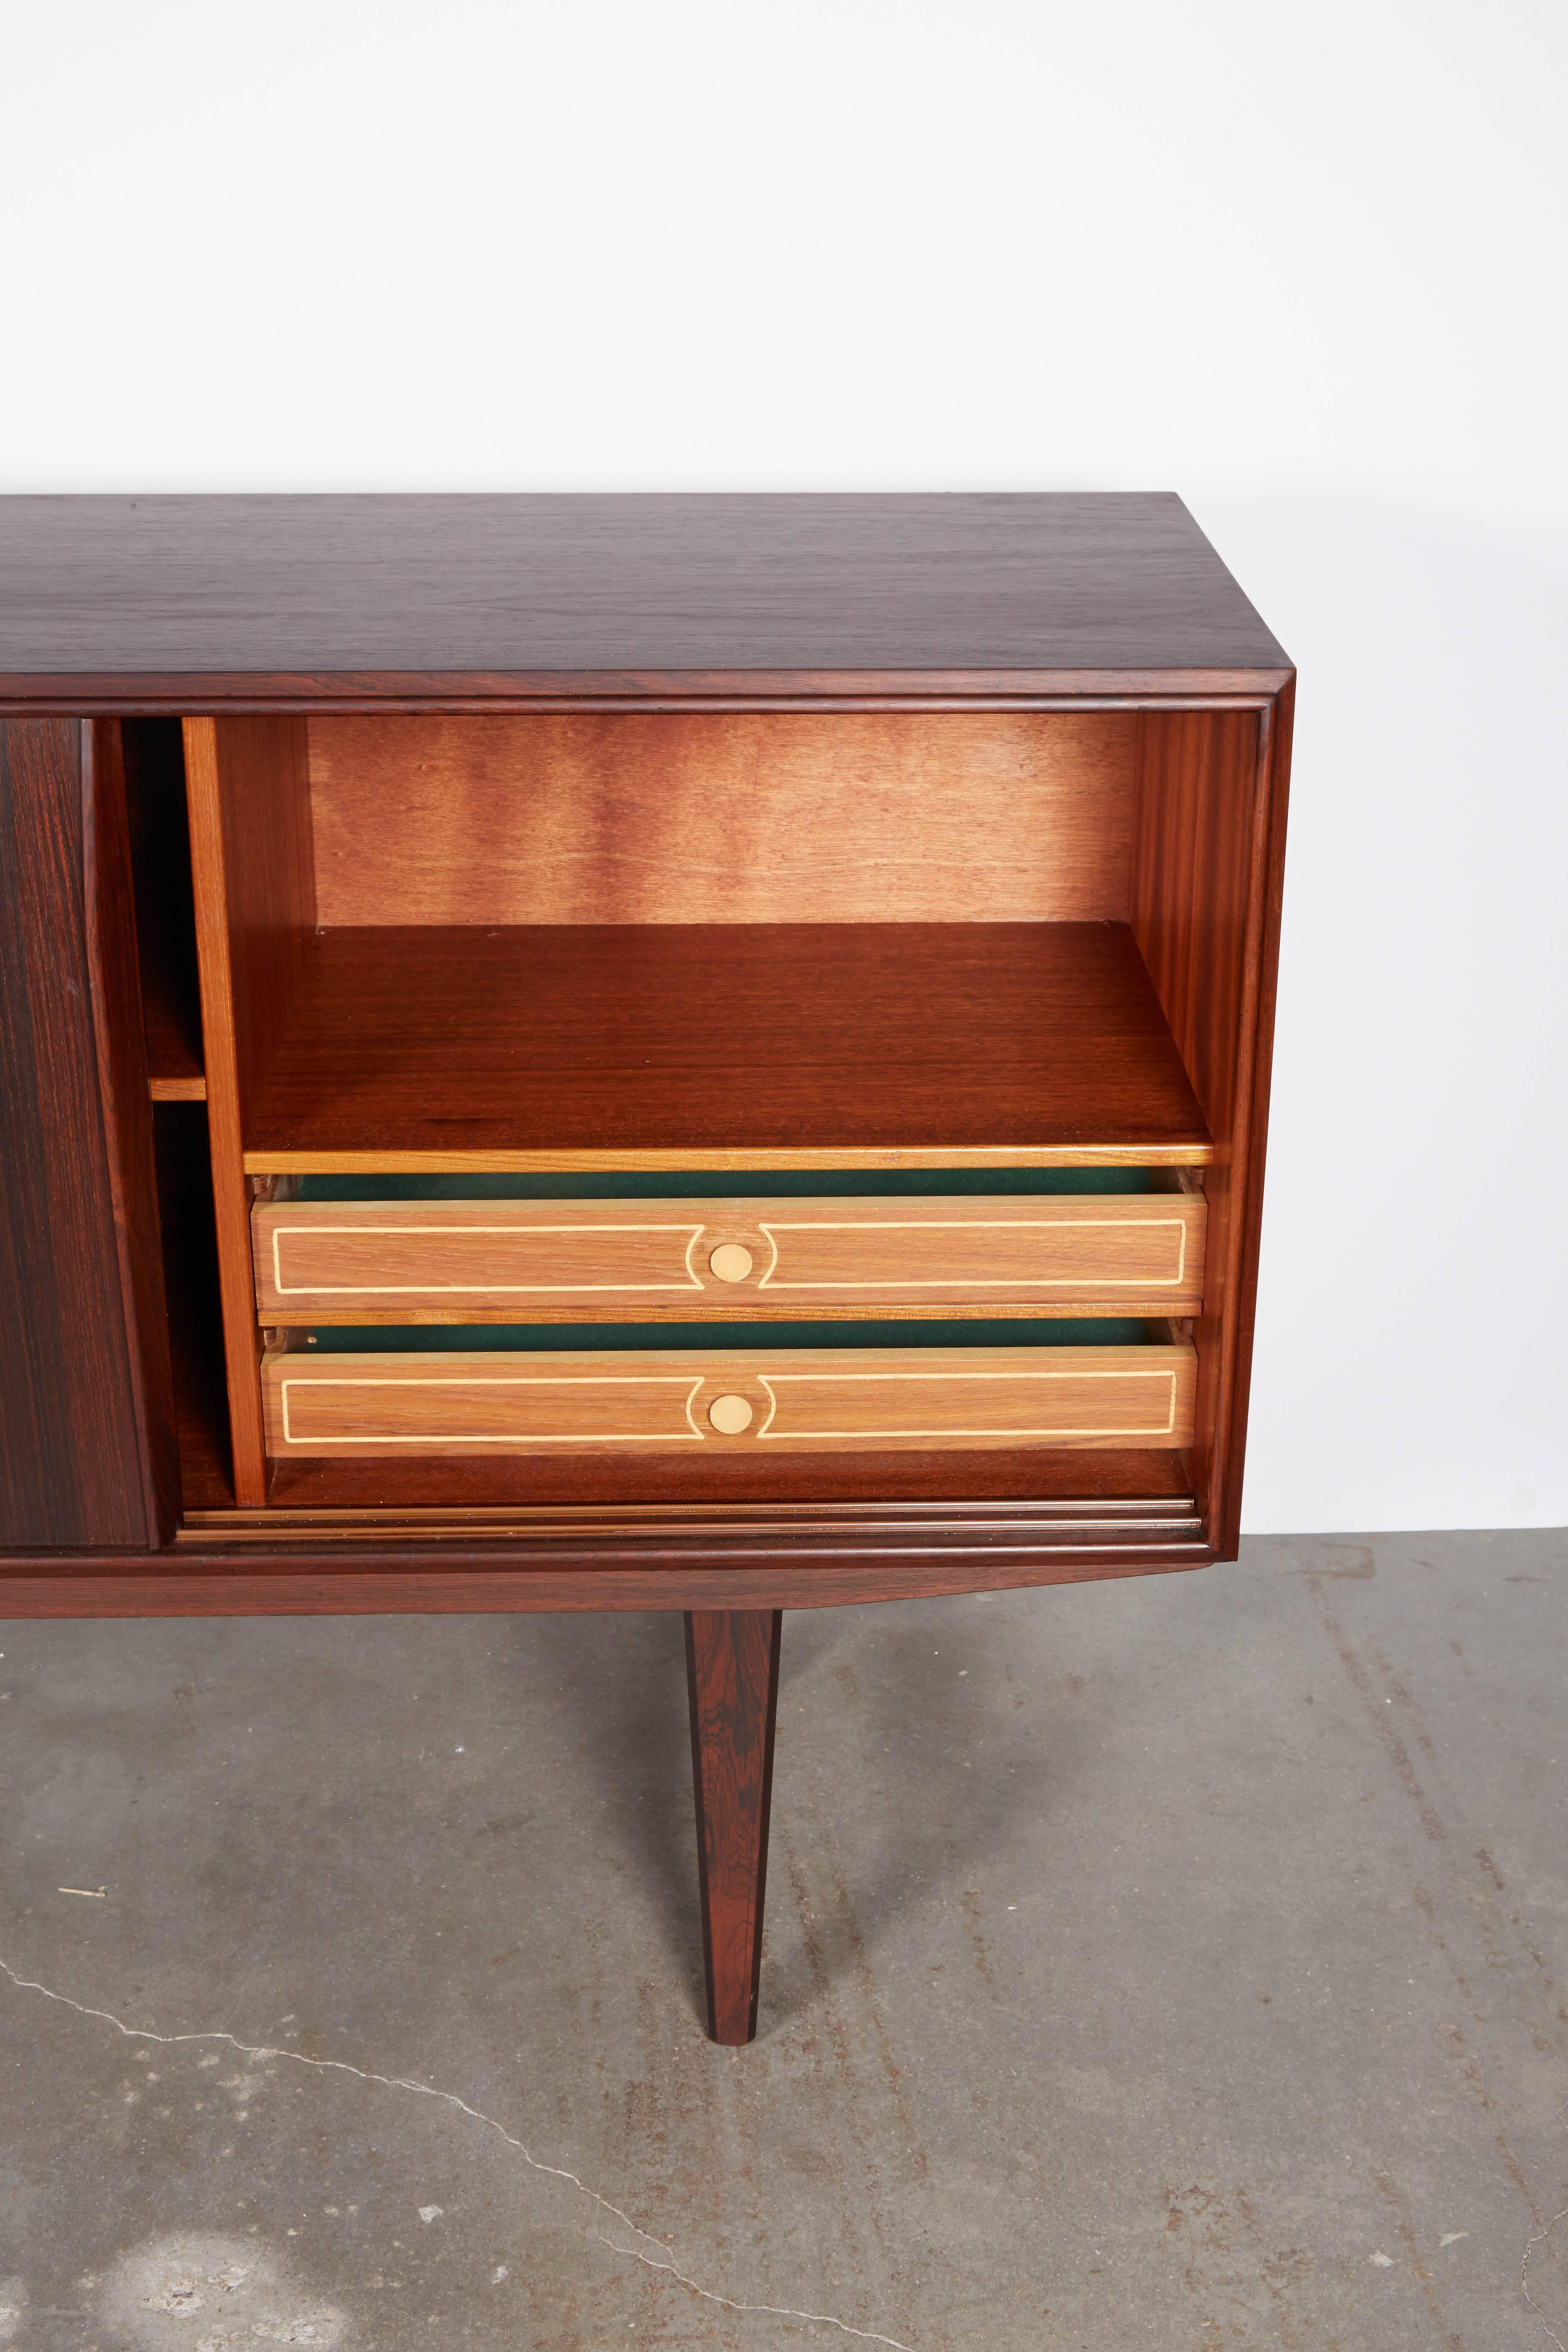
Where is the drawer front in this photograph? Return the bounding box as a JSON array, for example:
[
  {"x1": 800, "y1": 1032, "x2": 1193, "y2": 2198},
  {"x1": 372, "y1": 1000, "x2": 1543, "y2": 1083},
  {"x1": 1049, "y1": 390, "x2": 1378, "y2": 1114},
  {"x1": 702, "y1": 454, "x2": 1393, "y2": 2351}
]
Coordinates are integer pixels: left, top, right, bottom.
[
  {"x1": 261, "y1": 1343, "x2": 1196, "y2": 1456},
  {"x1": 252, "y1": 1195, "x2": 1206, "y2": 1322}
]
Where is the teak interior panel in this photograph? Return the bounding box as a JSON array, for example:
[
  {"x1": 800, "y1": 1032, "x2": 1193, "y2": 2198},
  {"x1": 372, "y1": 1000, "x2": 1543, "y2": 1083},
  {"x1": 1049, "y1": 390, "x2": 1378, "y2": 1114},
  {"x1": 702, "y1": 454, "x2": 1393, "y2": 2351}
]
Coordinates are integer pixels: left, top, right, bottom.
[
  {"x1": 308, "y1": 712, "x2": 1136, "y2": 926},
  {"x1": 252, "y1": 1192, "x2": 1207, "y2": 1323},
  {"x1": 242, "y1": 921, "x2": 1213, "y2": 1171},
  {"x1": 185, "y1": 717, "x2": 316, "y2": 1108},
  {"x1": 262, "y1": 1342, "x2": 1196, "y2": 1457}
]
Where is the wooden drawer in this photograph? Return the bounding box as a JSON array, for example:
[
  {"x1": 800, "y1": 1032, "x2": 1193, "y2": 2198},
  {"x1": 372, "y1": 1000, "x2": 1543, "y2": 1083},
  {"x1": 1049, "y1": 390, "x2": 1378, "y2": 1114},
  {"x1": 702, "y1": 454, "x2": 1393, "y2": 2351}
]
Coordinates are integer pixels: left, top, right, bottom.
[
  {"x1": 252, "y1": 1194, "x2": 1206, "y2": 1323},
  {"x1": 260, "y1": 1342, "x2": 1196, "y2": 1456}
]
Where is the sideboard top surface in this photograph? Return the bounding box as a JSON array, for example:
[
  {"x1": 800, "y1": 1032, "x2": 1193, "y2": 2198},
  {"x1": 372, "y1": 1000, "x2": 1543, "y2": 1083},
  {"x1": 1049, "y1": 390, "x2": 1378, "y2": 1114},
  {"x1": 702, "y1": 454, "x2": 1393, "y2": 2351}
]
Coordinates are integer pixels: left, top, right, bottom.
[{"x1": 0, "y1": 493, "x2": 1290, "y2": 698}]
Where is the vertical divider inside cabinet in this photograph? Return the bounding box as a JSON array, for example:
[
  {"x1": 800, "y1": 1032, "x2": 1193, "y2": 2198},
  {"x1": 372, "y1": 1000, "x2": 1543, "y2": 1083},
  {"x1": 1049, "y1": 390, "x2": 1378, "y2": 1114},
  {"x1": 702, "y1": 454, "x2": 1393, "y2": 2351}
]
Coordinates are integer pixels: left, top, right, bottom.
[
  {"x1": 81, "y1": 719, "x2": 182, "y2": 1540},
  {"x1": 182, "y1": 715, "x2": 315, "y2": 1506}
]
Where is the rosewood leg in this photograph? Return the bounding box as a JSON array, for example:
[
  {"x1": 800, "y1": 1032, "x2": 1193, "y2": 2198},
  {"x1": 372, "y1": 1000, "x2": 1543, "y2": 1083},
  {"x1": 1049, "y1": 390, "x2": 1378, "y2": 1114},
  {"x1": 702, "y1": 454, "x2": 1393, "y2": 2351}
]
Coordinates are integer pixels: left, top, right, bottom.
[{"x1": 684, "y1": 1608, "x2": 783, "y2": 2045}]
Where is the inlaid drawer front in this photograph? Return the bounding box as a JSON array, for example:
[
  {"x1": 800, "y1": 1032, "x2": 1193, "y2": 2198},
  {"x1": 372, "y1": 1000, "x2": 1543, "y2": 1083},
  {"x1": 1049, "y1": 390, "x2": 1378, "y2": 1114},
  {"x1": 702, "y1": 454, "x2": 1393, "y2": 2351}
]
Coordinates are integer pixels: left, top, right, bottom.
[
  {"x1": 252, "y1": 1205, "x2": 714, "y2": 1317},
  {"x1": 756, "y1": 1200, "x2": 1202, "y2": 1301},
  {"x1": 252, "y1": 1195, "x2": 1205, "y2": 1322},
  {"x1": 261, "y1": 1344, "x2": 1196, "y2": 1456}
]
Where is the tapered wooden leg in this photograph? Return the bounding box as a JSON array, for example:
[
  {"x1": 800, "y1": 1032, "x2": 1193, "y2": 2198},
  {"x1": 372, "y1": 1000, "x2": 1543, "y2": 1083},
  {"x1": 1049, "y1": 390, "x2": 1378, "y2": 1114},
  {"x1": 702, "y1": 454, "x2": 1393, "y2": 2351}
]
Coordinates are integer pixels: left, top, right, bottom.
[{"x1": 684, "y1": 1608, "x2": 783, "y2": 2046}]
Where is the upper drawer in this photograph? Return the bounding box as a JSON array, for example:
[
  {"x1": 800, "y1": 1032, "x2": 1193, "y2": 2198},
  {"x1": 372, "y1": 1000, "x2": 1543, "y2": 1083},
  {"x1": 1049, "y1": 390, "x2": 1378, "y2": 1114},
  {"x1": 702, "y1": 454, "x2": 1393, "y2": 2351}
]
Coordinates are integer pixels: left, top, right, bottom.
[{"x1": 252, "y1": 1194, "x2": 1206, "y2": 1322}]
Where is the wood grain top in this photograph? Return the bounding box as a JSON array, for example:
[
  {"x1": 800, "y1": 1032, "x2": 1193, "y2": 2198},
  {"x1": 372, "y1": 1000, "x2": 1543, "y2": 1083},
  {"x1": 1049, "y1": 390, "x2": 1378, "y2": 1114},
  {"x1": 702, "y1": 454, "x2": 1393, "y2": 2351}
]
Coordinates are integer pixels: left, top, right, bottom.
[
  {"x1": 241, "y1": 920, "x2": 1213, "y2": 1171},
  {"x1": 0, "y1": 495, "x2": 1289, "y2": 697}
]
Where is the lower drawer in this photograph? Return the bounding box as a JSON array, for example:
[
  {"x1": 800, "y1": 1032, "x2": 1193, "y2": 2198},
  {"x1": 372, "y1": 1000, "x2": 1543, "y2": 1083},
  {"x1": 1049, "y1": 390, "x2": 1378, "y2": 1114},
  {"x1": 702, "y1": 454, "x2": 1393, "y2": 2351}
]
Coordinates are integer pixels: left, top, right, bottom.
[{"x1": 261, "y1": 1342, "x2": 1196, "y2": 1457}]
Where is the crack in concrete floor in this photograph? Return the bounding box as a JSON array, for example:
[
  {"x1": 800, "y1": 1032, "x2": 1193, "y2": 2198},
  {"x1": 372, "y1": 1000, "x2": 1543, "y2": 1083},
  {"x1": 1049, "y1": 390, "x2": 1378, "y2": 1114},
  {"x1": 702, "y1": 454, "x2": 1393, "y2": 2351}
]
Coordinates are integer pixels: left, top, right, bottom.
[
  {"x1": 1297, "y1": 1560, "x2": 1568, "y2": 2348},
  {"x1": 0, "y1": 1953, "x2": 915, "y2": 2351},
  {"x1": 1522, "y1": 2100, "x2": 1568, "y2": 2352},
  {"x1": 4, "y1": 1540, "x2": 1564, "y2": 2346}
]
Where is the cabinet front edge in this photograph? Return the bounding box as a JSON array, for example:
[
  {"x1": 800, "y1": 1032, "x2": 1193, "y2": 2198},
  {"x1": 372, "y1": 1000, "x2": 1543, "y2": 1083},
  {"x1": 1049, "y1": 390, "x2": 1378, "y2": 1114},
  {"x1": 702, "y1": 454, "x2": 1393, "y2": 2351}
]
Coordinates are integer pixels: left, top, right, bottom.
[{"x1": 0, "y1": 669, "x2": 1296, "y2": 715}]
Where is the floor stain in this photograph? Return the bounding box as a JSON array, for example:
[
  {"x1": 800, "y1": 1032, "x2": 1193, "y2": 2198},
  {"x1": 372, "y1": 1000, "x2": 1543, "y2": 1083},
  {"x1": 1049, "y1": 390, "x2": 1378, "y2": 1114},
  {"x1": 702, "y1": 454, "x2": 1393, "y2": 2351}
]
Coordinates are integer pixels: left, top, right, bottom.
[
  {"x1": 1372, "y1": 2168, "x2": 1465, "y2": 2351},
  {"x1": 1309, "y1": 1583, "x2": 1448, "y2": 1843},
  {"x1": 956, "y1": 1891, "x2": 994, "y2": 1990}
]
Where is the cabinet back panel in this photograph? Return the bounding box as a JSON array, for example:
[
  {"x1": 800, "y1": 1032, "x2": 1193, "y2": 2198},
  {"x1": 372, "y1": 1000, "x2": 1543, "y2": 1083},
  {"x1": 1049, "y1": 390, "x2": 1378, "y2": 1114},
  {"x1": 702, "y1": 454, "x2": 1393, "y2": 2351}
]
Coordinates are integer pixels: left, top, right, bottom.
[{"x1": 307, "y1": 712, "x2": 1135, "y2": 927}]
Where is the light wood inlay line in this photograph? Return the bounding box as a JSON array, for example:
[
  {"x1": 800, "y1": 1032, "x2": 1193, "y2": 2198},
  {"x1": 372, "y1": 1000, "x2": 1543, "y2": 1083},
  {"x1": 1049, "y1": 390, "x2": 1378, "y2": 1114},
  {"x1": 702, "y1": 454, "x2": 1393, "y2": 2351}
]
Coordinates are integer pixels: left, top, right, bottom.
[
  {"x1": 756, "y1": 1215, "x2": 1189, "y2": 1289},
  {"x1": 279, "y1": 1373, "x2": 709, "y2": 1446},
  {"x1": 269, "y1": 1221, "x2": 707, "y2": 1297},
  {"x1": 755, "y1": 1369, "x2": 1181, "y2": 1441}
]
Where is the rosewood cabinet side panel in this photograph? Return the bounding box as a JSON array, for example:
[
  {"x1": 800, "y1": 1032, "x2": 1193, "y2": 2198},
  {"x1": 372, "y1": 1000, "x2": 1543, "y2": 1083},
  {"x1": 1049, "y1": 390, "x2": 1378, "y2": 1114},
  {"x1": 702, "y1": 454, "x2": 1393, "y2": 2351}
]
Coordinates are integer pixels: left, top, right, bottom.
[
  {"x1": 1129, "y1": 696, "x2": 1292, "y2": 1556},
  {"x1": 1211, "y1": 684, "x2": 1292, "y2": 1557},
  {"x1": 0, "y1": 717, "x2": 168, "y2": 1548}
]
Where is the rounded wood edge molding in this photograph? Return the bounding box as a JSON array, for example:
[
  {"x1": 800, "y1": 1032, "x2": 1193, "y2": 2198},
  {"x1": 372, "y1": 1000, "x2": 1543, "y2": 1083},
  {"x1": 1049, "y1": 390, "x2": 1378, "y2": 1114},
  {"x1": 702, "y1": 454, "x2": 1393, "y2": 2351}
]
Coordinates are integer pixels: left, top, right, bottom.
[{"x1": 0, "y1": 1545, "x2": 1219, "y2": 1615}]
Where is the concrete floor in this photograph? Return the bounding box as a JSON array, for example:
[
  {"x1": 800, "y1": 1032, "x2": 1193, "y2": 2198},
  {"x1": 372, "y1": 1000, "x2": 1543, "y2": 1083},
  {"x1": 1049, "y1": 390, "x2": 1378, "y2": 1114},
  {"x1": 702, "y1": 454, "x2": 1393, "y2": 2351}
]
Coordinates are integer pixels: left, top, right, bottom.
[{"x1": 0, "y1": 1531, "x2": 1564, "y2": 2352}]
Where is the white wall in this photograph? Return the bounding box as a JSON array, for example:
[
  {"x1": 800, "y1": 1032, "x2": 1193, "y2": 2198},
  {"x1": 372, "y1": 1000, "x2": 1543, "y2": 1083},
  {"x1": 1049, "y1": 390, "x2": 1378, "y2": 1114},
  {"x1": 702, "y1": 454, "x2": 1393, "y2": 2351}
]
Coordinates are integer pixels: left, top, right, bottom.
[{"x1": 5, "y1": 1, "x2": 1564, "y2": 1531}]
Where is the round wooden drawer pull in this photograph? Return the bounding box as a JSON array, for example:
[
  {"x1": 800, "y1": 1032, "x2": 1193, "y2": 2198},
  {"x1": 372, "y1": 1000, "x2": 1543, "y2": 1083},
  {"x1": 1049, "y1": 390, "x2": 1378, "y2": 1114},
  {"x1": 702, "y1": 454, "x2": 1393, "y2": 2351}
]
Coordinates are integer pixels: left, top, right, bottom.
[
  {"x1": 709, "y1": 1242, "x2": 754, "y2": 1283},
  {"x1": 708, "y1": 1393, "x2": 754, "y2": 1435}
]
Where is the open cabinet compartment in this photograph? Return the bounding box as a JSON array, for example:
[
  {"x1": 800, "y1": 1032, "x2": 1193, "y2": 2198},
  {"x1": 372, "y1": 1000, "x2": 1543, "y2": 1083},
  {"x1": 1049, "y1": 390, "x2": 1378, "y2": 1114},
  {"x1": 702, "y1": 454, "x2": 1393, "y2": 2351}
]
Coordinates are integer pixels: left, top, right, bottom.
[
  {"x1": 178, "y1": 704, "x2": 1265, "y2": 1530},
  {"x1": 122, "y1": 718, "x2": 206, "y2": 1101}
]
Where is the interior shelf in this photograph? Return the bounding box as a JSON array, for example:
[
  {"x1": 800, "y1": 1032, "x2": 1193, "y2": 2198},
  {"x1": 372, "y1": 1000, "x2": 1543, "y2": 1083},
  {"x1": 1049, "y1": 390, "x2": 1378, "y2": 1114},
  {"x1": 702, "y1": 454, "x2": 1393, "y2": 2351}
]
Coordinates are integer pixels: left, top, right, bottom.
[
  {"x1": 242, "y1": 920, "x2": 1212, "y2": 1173},
  {"x1": 144, "y1": 992, "x2": 206, "y2": 1100},
  {"x1": 254, "y1": 1445, "x2": 1202, "y2": 1514}
]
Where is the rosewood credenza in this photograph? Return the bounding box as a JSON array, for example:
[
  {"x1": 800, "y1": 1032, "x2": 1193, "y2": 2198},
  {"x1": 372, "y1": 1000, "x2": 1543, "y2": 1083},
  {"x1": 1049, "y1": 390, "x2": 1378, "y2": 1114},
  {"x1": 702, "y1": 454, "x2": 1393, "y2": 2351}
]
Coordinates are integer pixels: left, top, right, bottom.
[{"x1": 0, "y1": 494, "x2": 1292, "y2": 2041}]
